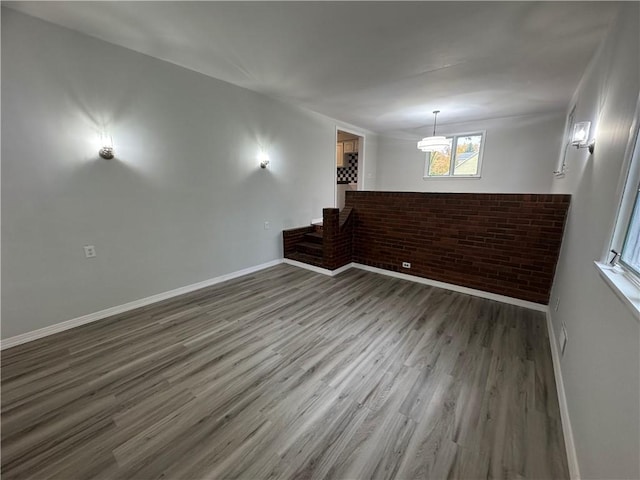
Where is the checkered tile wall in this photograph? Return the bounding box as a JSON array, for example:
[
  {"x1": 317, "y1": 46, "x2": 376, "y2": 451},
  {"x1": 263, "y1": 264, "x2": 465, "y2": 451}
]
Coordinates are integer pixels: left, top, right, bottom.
[{"x1": 337, "y1": 153, "x2": 358, "y2": 183}]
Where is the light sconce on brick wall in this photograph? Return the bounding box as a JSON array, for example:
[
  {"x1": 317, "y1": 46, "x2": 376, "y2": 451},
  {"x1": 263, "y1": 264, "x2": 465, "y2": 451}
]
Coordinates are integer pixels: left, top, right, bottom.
[{"x1": 571, "y1": 121, "x2": 595, "y2": 154}]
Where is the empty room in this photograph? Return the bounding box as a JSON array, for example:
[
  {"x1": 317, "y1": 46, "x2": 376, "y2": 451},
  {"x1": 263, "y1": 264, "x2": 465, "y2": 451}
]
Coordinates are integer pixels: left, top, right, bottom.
[{"x1": 2, "y1": 2, "x2": 639, "y2": 479}]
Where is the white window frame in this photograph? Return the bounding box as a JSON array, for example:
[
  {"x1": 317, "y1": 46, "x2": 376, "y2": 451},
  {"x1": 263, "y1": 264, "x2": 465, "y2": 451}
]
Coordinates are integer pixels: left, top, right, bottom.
[
  {"x1": 423, "y1": 131, "x2": 486, "y2": 179},
  {"x1": 596, "y1": 95, "x2": 640, "y2": 317},
  {"x1": 618, "y1": 154, "x2": 640, "y2": 280}
]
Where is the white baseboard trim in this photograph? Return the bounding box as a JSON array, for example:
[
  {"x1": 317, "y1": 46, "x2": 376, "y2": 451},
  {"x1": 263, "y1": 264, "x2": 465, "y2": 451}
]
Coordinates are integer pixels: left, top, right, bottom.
[
  {"x1": 1, "y1": 259, "x2": 284, "y2": 350},
  {"x1": 545, "y1": 309, "x2": 581, "y2": 479},
  {"x1": 351, "y1": 263, "x2": 548, "y2": 312},
  {"x1": 284, "y1": 260, "x2": 548, "y2": 311},
  {"x1": 282, "y1": 259, "x2": 352, "y2": 277}
]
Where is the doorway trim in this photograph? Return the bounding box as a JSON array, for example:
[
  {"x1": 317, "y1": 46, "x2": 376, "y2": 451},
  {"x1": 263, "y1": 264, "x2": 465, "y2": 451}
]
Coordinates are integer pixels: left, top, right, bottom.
[{"x1": 335, "y1": 126, "x2": 367, "y2": 208}]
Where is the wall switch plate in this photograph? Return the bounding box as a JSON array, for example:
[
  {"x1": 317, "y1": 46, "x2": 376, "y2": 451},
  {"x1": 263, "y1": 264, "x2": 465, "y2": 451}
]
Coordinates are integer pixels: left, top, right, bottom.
[
  {"x1": 83, "y1": 245, "x2": 96, "y2": 258},
  {"x1": 559, "y1": 324, "x2": 568, "y2": 356},
  {"x1": 402, "y1": 262, "x2": 411, "y2": 268},
  {"x1": 264, "y1": 221, "x2": 270, "y2": 230}
]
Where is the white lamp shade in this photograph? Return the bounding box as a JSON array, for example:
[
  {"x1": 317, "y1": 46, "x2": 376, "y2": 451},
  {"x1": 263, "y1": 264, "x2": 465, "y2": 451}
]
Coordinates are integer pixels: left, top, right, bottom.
[
  {"x1": 98, "y1": 132, "x2": 114, "y2": 159},
  {"x1": 571, "y1": 121, "x2": 591, "y2": 146},
  {"x1": 258, "y1": 150, "x2": 270, "y2": 168},
  {"x1": 417, "y1": 135, "x2": 449, "y2": 153}
]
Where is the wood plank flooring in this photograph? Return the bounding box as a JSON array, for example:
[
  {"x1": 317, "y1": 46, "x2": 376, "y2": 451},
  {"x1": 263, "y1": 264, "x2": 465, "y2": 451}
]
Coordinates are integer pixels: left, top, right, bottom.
[{"x1": 1, "y1": 264, "x2": 569, "y2": 479}]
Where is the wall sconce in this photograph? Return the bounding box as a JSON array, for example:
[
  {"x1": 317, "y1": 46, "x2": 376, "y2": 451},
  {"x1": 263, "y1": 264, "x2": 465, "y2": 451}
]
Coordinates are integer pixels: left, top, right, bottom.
[
  {"x1": 258, "y1": 151, "x2": 270, "y2": 169},
  {"x1": 99, "y1": 133, "x2": 114, "y2": 159},
  {"x1": 571, "y1": 121, "x2": 595, "y2": 154}
]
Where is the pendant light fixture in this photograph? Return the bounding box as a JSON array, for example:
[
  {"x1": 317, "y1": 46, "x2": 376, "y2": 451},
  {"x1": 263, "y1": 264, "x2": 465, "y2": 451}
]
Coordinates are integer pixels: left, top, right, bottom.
[{"x1": 417, "y1": 110, "x2": 449, "y2": 153}]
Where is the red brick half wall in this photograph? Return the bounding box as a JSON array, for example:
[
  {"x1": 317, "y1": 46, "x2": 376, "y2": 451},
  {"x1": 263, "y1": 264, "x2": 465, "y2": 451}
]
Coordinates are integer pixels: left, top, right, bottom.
[{"x1": 345, "y1": 191, "x2": 570, "y2": 304}]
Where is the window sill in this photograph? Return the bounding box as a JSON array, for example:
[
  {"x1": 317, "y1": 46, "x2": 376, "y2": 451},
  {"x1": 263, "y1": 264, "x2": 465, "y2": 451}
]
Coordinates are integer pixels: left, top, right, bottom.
[
  {"x1": 422, "y1": 176, "x2": 482, "y2": 180},
  {"x1": 594, "y1": 262, "x2": 640, "y2": 320}
]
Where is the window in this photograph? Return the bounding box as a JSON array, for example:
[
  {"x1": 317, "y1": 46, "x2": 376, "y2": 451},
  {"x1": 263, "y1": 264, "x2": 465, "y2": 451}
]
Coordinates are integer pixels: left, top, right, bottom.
[
  {"x1": 621, "y1": 186, "x2": 640, "y2": 278},
  {"x1": 599, "y1": 98, "x2": 640, "y2": 316},
  {"x1": 423, "y1": 132, "x2": 484, "y2": 178},
  {"x1": 615, "y1": 119, "x2": 640, "y2": 281}
]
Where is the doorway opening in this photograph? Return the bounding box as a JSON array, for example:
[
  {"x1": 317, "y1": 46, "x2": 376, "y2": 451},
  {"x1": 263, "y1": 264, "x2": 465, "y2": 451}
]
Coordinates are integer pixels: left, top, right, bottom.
[{"x1": 336, "y1": 129, "x2": 364, "y2": 209}]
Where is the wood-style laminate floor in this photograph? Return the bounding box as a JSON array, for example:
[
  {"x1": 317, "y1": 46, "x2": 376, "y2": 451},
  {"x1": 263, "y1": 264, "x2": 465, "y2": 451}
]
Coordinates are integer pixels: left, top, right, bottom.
[{"x1": 1, "y1": 264, "x2": 569, "y2": 479}]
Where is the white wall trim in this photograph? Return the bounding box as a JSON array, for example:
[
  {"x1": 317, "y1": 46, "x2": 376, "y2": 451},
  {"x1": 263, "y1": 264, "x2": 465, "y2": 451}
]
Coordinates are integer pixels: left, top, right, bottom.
[
  {"x1": 546, "y1": 309, "x2": 581, "y2": 479},
  {"x1": 1, "y1": 259, "x2": 284, "y2": 350},
  {"x1": 284, "y1": 260, "x2": 548, "y2": 311},
  {"x1": 282, "y1": 259, "x2": 353, "y2": 277},
  {"x1": 10, "y1": 257, "x2": 545, "y2": 349},
  {"x1": 594, "y1": 261, "x2": 640, "y2": 320},
  {"x1": 351, "y1": 263, "x2": 548, "y2": 311}
]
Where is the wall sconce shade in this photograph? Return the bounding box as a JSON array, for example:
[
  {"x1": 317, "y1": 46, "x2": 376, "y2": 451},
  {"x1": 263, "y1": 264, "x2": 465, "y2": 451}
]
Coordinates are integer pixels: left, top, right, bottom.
[
  {"x1": 99, "y1": 133, "x2": 114, "y2": 159},
  {"x1": 571, "y1": 121, "x2": 590, "y2": 146},
  {"x1": 571, "y1": 121, "x2": 595, "y2": 154},
  {"x1": 258, "y1": 151, "x2": 270, "y2": 169}
]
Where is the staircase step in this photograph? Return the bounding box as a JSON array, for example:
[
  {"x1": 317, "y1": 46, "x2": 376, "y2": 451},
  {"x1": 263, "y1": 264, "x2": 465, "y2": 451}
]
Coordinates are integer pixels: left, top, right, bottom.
[
  {"x1": 286, "y1": 251, "x2": 324, "y2": 268},
  {"x1": 296, "y1": 241, "x2": 323, "y2": 257},
  {"x1": 304, "y1": 232, "x2": 323, "y2": 245}
]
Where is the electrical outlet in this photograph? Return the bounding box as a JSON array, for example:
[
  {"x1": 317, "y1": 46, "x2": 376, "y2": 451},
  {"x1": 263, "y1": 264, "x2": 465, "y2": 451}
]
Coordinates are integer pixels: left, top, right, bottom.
[
  {"x1": 554, "y1": 297, "x2": 560, "y2": 311},
  {"x1": 402, "y1": 262, "x2": 411, "y2": 268},
  {"x1": 83, "y1": 245, "x2": 96, "y2": 258},
  {"x1": 559, "y1": 324, "x2": 568, "y2": 356},
  {"x1": 264, "y1": 221, "x2": 270, "y2": 230}
]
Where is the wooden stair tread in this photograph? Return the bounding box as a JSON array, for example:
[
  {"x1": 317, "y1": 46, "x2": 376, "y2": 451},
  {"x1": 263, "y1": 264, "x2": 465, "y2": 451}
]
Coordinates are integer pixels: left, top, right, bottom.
[
  {"x1": 296, "y1": 241, "x2": 323, "y2": 256},
  {"x1": 285, "y1": 251, "x2": 324, "y2": 267},
  {"x1": 304, "y1": 232, "x2": 323, "y2": 244}
]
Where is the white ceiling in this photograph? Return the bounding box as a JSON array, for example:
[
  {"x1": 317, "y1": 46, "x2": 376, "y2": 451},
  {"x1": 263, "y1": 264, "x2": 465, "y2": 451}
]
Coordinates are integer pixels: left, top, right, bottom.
[{"x1": 4, "y1": 1, "x2": 620, "y2": 134}]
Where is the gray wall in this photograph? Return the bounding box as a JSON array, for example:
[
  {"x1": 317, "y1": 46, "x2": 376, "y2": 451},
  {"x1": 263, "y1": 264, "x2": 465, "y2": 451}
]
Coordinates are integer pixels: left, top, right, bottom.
[
  {"x1": 1, "y1": 9, "x2": 343, "y2": 339},
  {"x1": 549, "y1": 4, "x2": 639, "y2": 478},
  {"x1": 376, "y1": 112, "x2": 564, "y2": 193}
]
